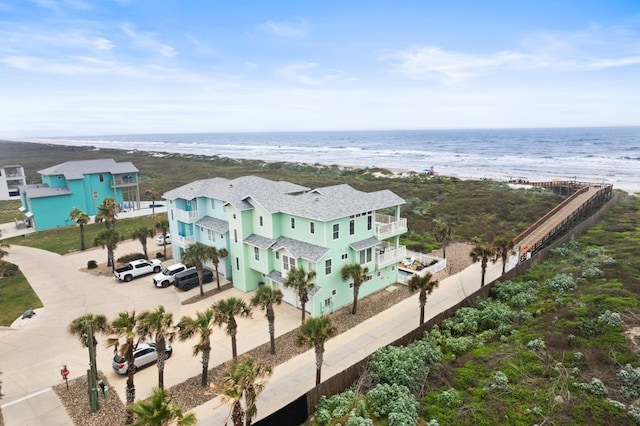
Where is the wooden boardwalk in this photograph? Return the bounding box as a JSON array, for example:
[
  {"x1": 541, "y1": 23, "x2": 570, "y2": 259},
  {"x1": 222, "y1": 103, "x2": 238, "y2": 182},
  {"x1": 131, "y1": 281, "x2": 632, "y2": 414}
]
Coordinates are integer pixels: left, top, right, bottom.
[{"x1": 515, "y1": 182, "x2": 613, "y2": 259}]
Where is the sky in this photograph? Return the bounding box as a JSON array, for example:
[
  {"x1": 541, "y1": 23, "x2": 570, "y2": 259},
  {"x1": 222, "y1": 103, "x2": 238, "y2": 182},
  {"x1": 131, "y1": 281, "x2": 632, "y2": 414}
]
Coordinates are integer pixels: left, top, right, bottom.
[{"x1": 1, "y1": 0, "x2": 639, "y2": 138}]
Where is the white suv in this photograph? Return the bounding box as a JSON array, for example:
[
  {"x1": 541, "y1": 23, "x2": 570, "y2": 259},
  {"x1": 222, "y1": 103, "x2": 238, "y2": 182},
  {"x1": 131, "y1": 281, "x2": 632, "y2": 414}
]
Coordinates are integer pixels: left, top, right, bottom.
[
  {"x1": 152, "y1": 263, "x2": 188, "y2": 288},
  {"x1": 112, "y1": 342, "x2": 172, "y2": 375}
]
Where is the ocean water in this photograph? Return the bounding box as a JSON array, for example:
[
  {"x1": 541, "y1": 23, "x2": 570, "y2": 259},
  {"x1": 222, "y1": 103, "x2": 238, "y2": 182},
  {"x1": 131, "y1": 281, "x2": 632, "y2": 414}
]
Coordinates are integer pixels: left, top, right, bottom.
[{"x1": 26, "y1": 127, "x2": 640, "y2": 193}]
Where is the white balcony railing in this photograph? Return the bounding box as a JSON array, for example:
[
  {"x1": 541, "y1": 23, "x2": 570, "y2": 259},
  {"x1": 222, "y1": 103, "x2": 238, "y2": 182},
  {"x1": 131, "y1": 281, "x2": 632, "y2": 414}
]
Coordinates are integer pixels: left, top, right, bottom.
[
  {"x1": 375, "y1": 214, "x2": 407, "y2": 238},
  {"x1": 175, "y1": 234, "x2": 196, "y2": 247},
  {"x1": 376, "y1": 242, "x2": 406, "y2": 267},
  {"x1": 174, "y1": 209, "x2": 199, "y2": 222}
]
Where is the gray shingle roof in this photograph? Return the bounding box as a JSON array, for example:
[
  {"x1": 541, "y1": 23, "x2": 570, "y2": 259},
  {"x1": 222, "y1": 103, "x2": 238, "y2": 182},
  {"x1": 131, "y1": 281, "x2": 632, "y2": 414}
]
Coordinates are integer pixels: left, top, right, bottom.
[
  {"x1": 163, "y1": 176, "x2": 405, "y2": 222},
  {"x1": 349, "y1": 236, "x2": 381, "y2": 251},
  {"x1": 37, "y1": 159, "x2": 138, "y2": 180},
  {"x1": 195, "y1": 216, "x2": 229, "y2": 233},
  {"x1": 20, "y1": 183, "x2": 72, "y2": 198},
  {"x1": 272, "y1": 236, "x2": 329, "y2": 262},
  {"x1": 244, "y1": 234, "x2": 277, "y2": 250}
]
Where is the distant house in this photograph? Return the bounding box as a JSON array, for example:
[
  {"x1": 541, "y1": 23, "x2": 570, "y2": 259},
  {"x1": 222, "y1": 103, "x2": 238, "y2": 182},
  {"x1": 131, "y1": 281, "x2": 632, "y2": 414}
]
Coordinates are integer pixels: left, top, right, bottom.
[
  {"x1": 0, "y1": 165, "x2": 26, "y2": 200},
  {"x1": 163, "y1": 176, "x2": 408, "y2": 317},
  {"x1": 19, "y1": 159, "x2": 140, "y2": 231}
]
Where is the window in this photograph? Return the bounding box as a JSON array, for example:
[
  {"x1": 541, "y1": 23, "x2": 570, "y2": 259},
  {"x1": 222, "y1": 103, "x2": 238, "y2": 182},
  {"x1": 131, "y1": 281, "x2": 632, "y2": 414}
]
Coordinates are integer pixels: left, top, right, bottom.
[
  {"x1": 275, "y1": 251, "x2": 280, "y2": 260},
  {"x1": 350, "y1": 219, "x2": 355, "y2": 235},
  {"x1": 99, "y1": 174, "x2": 104, "y2": 183},
  {"x1": 259, "y1": 216, "x2": 263, "y2": 226},
  {"x1": 235, "y1": 257, "x2": 240, "y2": 270},
  {"x1": 324, "y1": 298, "x2": 331, "y2": 307},
  {"x1": 341, "y1": 253, "x2": 348, "y2": 260},
  {"x1": 349, "y1": 282, "x2": 354, "y2": 289},
  {"x1": 283, "y1": 255, "x2": 295, "y2": 271},
  {"x1": 359, "y1": 247, "x2": 373, "y2": 264},
  {"x1": 333, "y1": 224, "x2": 339, "y2": 240},
  {"x1": 92, "y1": 190, "x2": 98, "y2": 200},
  {"x1": 331, "y1": 288, "x2": 337, "y2": 296},
  {"x1": 367, "y1": 215, "x2": 372, "y2": 231},
  {"x1": 325, "y1": 259, "x2": 332, "y2": 275},
  {"x1": 254, "y1": 247, "x2": 260, "y2": 261},
  {"x1": 233, "y1": 213, "x2": 236, "y2": 219},
  {"x1": 291, "y1": 217, "x2": 295, "y2": 229},
  {"x1": 310, "y1": 222, "x2": 315, "y2": 234},
  {"x1": 211, "y1": 199, "x2": 215, "y2": 209},
  {"x1": 233, "y1": 229, "x2": 238, "y2": 243},
  {"x1": 207, "y1": 229, "x2": 216, "y2": 242}
]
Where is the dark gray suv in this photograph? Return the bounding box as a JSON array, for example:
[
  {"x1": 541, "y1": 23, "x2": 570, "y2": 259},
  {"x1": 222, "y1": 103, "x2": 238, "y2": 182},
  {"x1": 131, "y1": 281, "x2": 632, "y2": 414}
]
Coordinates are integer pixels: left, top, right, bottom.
[{"x1": 174, "y1": 267, "x2": 214, "y2": 291}]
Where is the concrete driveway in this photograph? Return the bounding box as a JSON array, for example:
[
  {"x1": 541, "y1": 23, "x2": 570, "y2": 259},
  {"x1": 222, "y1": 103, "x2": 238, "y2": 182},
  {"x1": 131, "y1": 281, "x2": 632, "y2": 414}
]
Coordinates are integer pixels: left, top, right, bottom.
[{"x1": 0, "y1": 238, "x2": 301, "y2": 425}]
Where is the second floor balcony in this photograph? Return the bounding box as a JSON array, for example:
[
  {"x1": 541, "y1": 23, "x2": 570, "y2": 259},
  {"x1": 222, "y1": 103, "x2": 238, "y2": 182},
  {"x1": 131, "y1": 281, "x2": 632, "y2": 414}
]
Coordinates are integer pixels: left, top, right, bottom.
[
  {"x1": 175, "y1": 209, "x2": 200, "y2": 222},
  {"x1": 174, "y1": 233, "x2": 196, "y2": 247},
  {"x1": 110, "y1": 175, "x2": 138, "y2": 188},
  {"x1": 376, "y1": 242, "x2": 406, "y2": 268}
]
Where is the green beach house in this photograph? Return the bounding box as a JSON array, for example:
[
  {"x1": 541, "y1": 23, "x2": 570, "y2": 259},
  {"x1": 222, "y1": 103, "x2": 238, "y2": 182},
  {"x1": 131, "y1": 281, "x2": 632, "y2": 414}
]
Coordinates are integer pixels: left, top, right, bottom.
[
  {"x1": 163, "y1": 176, "x2": 407, "y2": 317},
  {"x1": 19, "y1": 159, "x2": 141, "y2": 231}
]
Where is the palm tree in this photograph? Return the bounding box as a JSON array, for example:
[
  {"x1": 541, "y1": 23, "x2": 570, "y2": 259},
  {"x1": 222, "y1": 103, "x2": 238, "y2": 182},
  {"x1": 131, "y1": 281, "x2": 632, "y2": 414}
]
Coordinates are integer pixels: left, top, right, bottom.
[
  {"x1": 250, "y1": 285, "x2": 283, "y2": 355},
  {"x1": 432, "y1": 218, "x2": 454, "y2": 259},
  {"x1": 211, "y1": 247, "x2": 229, "y2": 291},
  {"x1": 69, "y1": 207, "x2": 90, "y2": 251},
  {"x1": 212, "y1": 297, "x2": 252, "y2": 360},
  {"x1": 493, "y1": 235, "x2": 515, "y2": 275},
  {"x1": 67, "y1": 313, "x2": 110, "y2": 383},
  {"x1": 295, "y1": 316, "x2": 337, "y2": 385},
  {"x1": 95, "y1": 196, "x2": 120, "y2": 229},
  {"x1": 340, "y1": 263, "x2": 369, "y2": 315},
  {"x1": 145, "y1": 188, "x2": 161, "y2": 221},
  {"x1": 94, "y1": 227, "x2": 121, "y2": 270},
  {"x1": 407, "y1": 272, "x2": 439, "y2": 325},
  {"x1": 283, "y1": 265, "x2": 316, "y2": 324},
  {"x1": 470, "y1": 241, "x2": 496, "y2": 287},
  {"x1": 128, "y1": 386, "x2": 196, "y2": 426},
  {"x1": 181, "y1": 242, "x2": 215, "y2": 297},
  {"x1": 155, "y1": 219, "x2": 170, "y2": 259},
  {"x1": 107, "y1": 311, "x2": 141, "y2": 425},
  {"x1": 176, "y1": 308, "x2": 216, "y2": 386},
  {"x1": 217, "y1": 355, "x2": 273, "y2": 426},
  {"x1": 132, "y1": 226, "x2": 155, "y2": 260},
  {"x1": 138, "y1": 306, "x2": 175, "y2": 389}
]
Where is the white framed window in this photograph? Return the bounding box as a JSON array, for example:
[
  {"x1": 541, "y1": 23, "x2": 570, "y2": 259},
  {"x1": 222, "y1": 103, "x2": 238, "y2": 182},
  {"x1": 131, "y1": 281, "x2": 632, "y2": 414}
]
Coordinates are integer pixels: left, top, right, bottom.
[
  {"x1": 92, "y1": 190, "x2": 98, "y2": 199},
  {"x1": 234, "y1": 229, "x2": 238, "y2": 243},
  {"x1": 325, "y1": 259, "x2": 332, "y2": 275},
  {"x1": 291, "y1": 217, "x2": 295, "y2": 229},
  {"x1": 259, "y1": 216, "x2": 263, "y2": 226},
  {"x1": 341, "y1": 253, "x2": 348, "y2": 260},
  {"x1": 99, "y1": 174, "x2": 104, "y2": 183},
  {"x1": 310, "y1": 222, "x2": 315, "y2": 234},
  {"x1": 254, "y1": 247, "x2": 260, "y2": 261},
  {"x1": 331, "y1": 288, "x2": 337, "y2": 296},
  {"x1": 235, "y1": 257, "x2": 240, "y2": 270},
  {"x1": 367, "y1": 215, "x2": 372, "y2": 230},
  {"x1": 324, "y1": 298, "x2": 331, "y2": 307},
  {"x1": 349, "y1": 219, "x2": 355, "y2": 235},
  {"x1": 359, "y1": 247, "x2": 372, "y2": 264},
  {"x1": 333, "y1": 223, "x2": 339, "y2": 240},
  {"x1": 283, "y1": 255, "x2": 295, "y2": 272},
  {"x1": 349, "y1": 282, "x2": 354, "y2": 289},
  {"x1": 275, "y1": 251, "x2": 280, "y2": 260}
]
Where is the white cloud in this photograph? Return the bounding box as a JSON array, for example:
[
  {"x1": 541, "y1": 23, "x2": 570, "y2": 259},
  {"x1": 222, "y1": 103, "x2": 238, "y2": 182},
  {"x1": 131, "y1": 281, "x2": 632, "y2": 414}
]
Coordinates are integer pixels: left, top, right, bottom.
[
  {"x1": 120, "y1": 22, "x2": 177, "y2": 58},
  {"x1": 276, "y1": 61, "x2": 322, "y2": 85},
  {"x1": 258, "y1": 19, "x2": 308, "y2": 37}
]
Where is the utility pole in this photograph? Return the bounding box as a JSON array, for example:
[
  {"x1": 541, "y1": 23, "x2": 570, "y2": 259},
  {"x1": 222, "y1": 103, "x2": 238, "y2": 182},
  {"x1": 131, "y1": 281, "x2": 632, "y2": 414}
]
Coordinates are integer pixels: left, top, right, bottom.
[{"x1": 87, "y1": 325, "x2": 99, "y2": 412}]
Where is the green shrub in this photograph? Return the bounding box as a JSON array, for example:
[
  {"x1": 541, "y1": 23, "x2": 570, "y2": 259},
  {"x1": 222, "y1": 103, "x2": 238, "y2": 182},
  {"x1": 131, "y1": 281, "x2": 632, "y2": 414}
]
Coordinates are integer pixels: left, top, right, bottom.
[
  {"x1": 618, "y1": 364, "x2": 640, "y2": 400},
  {"x1": 156, "y1": 252, "x2": 164, "y2": 259},
  {"x1": 0, "y1": 261, "x2": 18, "y2": 277},
  {"x1": 87, "y1": 260, "x2": 98, "y2": 269},
  {"x1": 574, "y1": 378, "x2": 608, "y2": 396},
  {"x1": 314, "y1": 390, "x2": 356, "y2": 425},
  {"x1": 545, "y1": 273, "x2": 577, "y2": 294},
  {"x1": 369, "y1": 339, "x2": 441, "y2": 391},
  {"x1": 117, "y1": 253, "x2": 145, "y2": 263},
  {"x1": 366, "y1": 383, "x2": 419, "y2": 425}
]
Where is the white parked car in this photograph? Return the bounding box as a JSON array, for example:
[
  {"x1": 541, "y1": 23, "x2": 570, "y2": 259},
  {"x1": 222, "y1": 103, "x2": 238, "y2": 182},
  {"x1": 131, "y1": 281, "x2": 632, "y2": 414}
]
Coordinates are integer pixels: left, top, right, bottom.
[
  {"x1": 157, "y1": 233, "x2": 171, "y2": 245},
  {"x1": 152, "y1": 263, "x2": 189, "y2": 288},
  {"x1": 112, "y1": 342, "x2": 172, "y2": 375}
]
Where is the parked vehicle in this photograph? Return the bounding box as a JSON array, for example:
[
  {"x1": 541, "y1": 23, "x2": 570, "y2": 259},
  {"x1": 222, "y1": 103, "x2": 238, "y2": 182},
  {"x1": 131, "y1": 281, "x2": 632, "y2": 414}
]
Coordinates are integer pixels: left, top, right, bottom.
[
  {"x1": 153, "y1": 263, "x2": 189, "y2": 288},
  {"x1": 114, "y1": 259, "x2": 162, "y2": 282},
  {"x1": 157, "y1": 233, "x2": 171, "y2": 245},
  {"x1": 112, "y1": 342, "x2": 172, "y2": 375},
  {"x1": 174, "y1": 267, "x2": 214, "y2": 291}
]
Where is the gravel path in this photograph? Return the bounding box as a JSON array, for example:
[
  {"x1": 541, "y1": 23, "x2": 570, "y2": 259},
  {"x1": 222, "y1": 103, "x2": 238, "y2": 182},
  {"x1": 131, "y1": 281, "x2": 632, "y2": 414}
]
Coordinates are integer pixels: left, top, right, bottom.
[{"x1": 54, "y1": 242, "x2": 474, "y2": 424}]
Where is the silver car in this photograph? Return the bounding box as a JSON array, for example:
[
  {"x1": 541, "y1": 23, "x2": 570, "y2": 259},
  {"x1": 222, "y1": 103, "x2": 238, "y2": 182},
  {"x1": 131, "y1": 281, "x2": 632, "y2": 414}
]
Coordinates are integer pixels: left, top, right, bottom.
[{"x1": 112, "y1": 342, "x2": 172, "y2": 375}]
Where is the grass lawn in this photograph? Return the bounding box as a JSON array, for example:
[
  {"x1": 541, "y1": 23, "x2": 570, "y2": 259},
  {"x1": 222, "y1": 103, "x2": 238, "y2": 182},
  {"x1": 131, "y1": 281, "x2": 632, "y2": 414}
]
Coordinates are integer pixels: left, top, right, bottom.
[
  {"x1": 0, "y1": 268, "x2": 42, "y2": 326},
  {"x1": 0, "y1": 200, "x2": 21, "y2": 224}
]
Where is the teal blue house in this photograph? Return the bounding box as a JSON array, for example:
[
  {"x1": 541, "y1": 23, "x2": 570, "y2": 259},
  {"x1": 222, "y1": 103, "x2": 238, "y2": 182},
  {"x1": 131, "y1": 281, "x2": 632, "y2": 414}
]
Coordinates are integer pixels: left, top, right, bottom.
[
  {"x1": 19, "y1": 159, "x2": 140, "y2": 231},
  {"x1": 163, "y1": 176, "x2": 408, "y2": 317}
]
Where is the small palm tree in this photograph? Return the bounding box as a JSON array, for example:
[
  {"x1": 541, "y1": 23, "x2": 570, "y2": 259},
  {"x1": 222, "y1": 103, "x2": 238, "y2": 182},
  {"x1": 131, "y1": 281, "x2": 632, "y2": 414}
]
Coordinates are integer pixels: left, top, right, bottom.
[
  {"x1": 68, "y1": 313, "x2": 110, "y2": 383},
  {"x1": 128, "y1": 386, "x2": 196, "y2": 426},
  {"x1": 217, "y1": 355, "x2": 273, "y2": 426},
  {"x1": 69, "y1": 207, "x2": 90, "y2": 251},
  {"x1": 155, "y1": 219, "x2": 170, "y2": 259},
  {"x1": 211, "y1": 247, "x2": 229, "y2": 291},
  {"x1": 493, "y1": 235, "x2": 515, "y2": 275},
  {"x1": 340, "y1": 263, "x2": 369, "y2": 315},
  {"x1": 138, "y1": 306, "x2": 175, "y2": 389},
  {"x1": 181, "y1": 242, "x2": 215, "y2": 297},
  {"x1": 470, "y1": 241, "x2": 496, "y2": 287},
  {"x1": 107, "y1": 311, "x2": 141, "y2": 425},
  {"x1": 132, "y1": 226, "x2": 154, "y2": 260},
  {"x1": 407, "y1": 272, "x2": 439, "y2": 325},
  {"x1": 283, "y1": 265, "x2": 316, "y2": 324},
  {"x1": 176, "y1": 308, "x2": 216, "y2": 386},
  {"x1": 145, "y1": 188, "x2": 161, "y2": 221},
  {"x1": 250, "y1": 285, "x2": 284, "y2": 355},
  {"x1": 95, "y1": 196, "x2": 120, "y2": 229},
  {"x1": 212, "y1": 297, "x2": 252, "y2": 360},
  {"x1": 94, "y1": 227, "x2": 121, "y2": 270},
  {"x1": 432, "y1": 218, "x2": 454, "y2": 259},
  {"x1": 295, "y1": 316, "x2": 337, "y2": 385}
]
